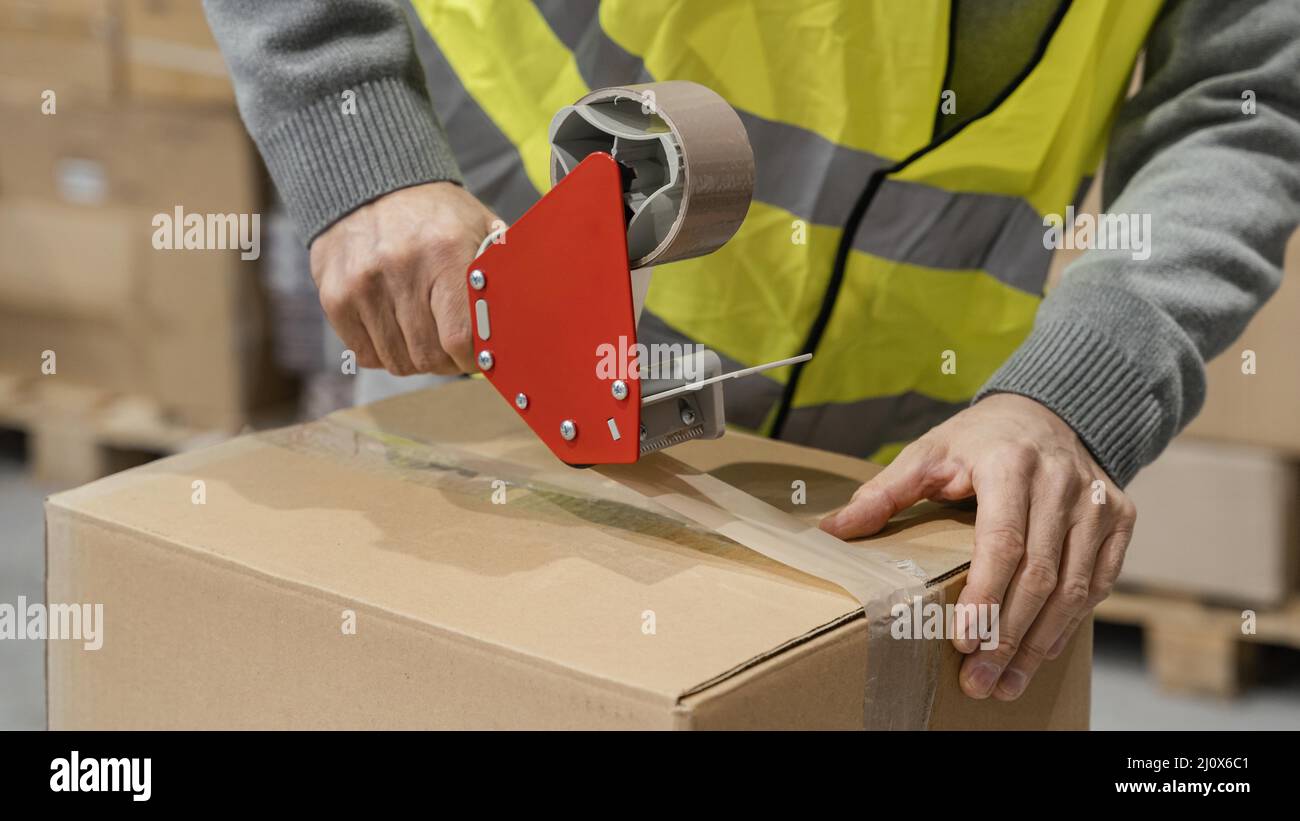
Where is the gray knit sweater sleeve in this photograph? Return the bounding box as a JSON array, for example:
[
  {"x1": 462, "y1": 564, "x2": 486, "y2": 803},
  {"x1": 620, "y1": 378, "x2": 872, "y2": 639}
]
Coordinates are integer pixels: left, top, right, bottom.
[
  {"x1": 978, "y1": 0, "x2": 1300, "y2": 486},
  {"x1": 201, "y1": 0, "x2": 461, "y2": 240}
]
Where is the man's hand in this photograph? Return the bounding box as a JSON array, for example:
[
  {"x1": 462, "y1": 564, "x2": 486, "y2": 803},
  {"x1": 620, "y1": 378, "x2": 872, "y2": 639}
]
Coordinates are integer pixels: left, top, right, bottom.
[
  {"x1": 309, "y1": 181, "x2": 500, "y2": 375},
  {"x1": 819, "y1": 393, "x2": 1137, "y2": 701}
]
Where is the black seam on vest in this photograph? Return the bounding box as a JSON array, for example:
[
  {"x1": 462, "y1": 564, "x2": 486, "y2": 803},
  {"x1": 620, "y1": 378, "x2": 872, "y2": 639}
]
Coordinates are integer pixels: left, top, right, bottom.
[
  {"x1": 932, "y1": 0, "x2": 961, "y2": 142},
  {"x1": 769, "y1": 0, "x2": 1074, "y2": 442}
]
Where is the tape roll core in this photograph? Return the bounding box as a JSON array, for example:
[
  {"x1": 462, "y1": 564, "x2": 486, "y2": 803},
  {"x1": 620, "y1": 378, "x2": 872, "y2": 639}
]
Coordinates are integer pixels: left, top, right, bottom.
[{"x1": 549, "y1": 81, "x2": 755, "y2": 268}]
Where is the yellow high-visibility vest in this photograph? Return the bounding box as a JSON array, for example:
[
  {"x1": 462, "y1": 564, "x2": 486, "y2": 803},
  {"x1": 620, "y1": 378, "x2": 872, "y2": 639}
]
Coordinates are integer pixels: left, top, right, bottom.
[{"x1": 410, "y1": 0, "x2": 1161, "y2": 462}]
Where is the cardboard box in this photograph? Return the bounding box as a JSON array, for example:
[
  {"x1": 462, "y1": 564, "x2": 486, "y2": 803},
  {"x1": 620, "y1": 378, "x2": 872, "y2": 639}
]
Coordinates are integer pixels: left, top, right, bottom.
[
  {"x1": 0, "y1": 312, "x2": 145, "y2": 397},
  {"x1": 1184, "y1": 230, "x2": 1300, "y2": 454},
  {"x1": 0, "y1": 0, "x2": 236, "y2": 107},
  {"x1": 46, "y1": 380, "x2": 1091, "y2": 729},
  {"x1": 0, "y1": 0, "x2": 114, "y2": 34},
  {"x1": 1122, "y1": 438, "x2": 1299, "y2": 607},
  {"x1": 0, "y1": 93, "x2": 282, "y2": 429},
  {"x1": 0, "y1": 233, "x2": 276, "y2": 430},
  {"x1": 0, "y1": 0, "x2": 118, "y2": 107},
  {"x1": 121, "y1": 0, "x2": 234, "y2": 105},
  {"x1": 0, "y1": 195, "x2": 277, "y2": 429},
  {"x1": 0, "y1": 99, "x2": 258, "y2": 213},
  {"x1": 0, "y1": 200, "x2": 137, "y2": 318}
]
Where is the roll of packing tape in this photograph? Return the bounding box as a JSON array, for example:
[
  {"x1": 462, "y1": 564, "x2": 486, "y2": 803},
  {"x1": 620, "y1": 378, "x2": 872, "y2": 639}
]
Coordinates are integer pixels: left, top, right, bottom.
[{"x1": 549, "y1": 81, "x2": 755, "y2": 269}]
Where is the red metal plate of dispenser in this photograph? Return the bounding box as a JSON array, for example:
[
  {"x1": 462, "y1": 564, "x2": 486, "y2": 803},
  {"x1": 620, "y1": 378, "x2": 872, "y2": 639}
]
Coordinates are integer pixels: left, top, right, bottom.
[{"x1": 467, "y1": 152, "x2": 640, "y2": 465}]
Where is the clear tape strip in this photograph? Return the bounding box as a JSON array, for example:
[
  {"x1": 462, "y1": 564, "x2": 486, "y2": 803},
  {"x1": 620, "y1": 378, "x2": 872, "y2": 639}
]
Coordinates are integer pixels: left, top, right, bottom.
[
  {"x1": 600, "y1": 453, "x2": 943, "y2": 730},
  {"x1": 301, "y1": 415, "x2": 943, "y2": 729}
]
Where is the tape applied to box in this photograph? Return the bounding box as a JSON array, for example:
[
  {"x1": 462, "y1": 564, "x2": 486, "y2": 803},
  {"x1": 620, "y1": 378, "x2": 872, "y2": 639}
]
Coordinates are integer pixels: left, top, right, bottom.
[
  {"x1": 300, "y1": 412, "x2": 944, "y2": 730},
  {"x1": 599, "y1": 455, "x2": 943, "y2": 730}
]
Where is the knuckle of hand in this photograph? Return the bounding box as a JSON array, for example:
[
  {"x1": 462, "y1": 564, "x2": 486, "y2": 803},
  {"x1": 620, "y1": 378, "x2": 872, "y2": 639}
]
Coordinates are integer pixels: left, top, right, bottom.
[
  {"x1": 423, "y1": 226, "x2": 468, "y2": 260},
  {"x1": 1087, "y1": 584, "x2": 1113, "y2": 609},
  {"x1": 1002, "y1": 445, "x2": 1039, "y2": 474},
  {"x1": 372, "y1": 236, "x2": 414, "y2": 270},
  {"x1": 991, "y1": 635, "x2": 1021, "y2": 661},
  {"x1": 409, "y1": 350, "x2": 438, "y2": 373},
  {"x1": 346, "y1": 266, "x2": 385, "y2": 297},
  {"x1": 1021, "y1": 558, "x2": 1059, "y2": 595},
  {"x1": 1058, "y1": 577, "x2": 1091, "y2": 608},
  {"x1": 424, "y1": 349, "x2": 457, "y2": 375},
  {"x1": 318, "y1": 286, "x2": 347, "y2": 318},
  {"x1": 1105, "y1": 487, "x2": 1135, "y2": 517},
  {"x1": 1020, "y1": 637, "x2": 1052, "y2": 662},
  {"x1": 906, "y1": 436, "x2": 942, "y2": 462},
  {"x1": 853, "y1": 479, "x2": 892, "y2": 506},
  {"x1": 1089, "y1": 575, "x2": 1117, "y2": 606},
  {"x1": 440, "y1": 326, "x2": 474, "y2": 361},
  {"x1": 1045, "y1": 443, "x2": 1079, "y2": 466},
  {"x1": 983, "y1": 525, "x2": 1026, "y2": 557},
  {"x1": 1053, "y1": 467, "x2": 1084, "y2": 496}
]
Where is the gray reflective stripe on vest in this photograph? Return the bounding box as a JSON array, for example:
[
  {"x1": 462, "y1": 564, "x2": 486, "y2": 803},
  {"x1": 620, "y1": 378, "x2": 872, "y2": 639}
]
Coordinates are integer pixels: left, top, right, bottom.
[
  {"x1": 645, "y1": 310, "x2": 969, "y2": 454},
  {"x1": 531, "y1": 0, "x2": 1053, "y2": 296},
  {"x1": 405, "y1": 4, "x2": 541, "y2": 222},
  {"x1": 861, "y1": 180, "x2": 1051, "y2": 294},
  {"x1": 779, "y1": 393, "x2": 969, "y2": 458},
  {"x1": 641, "y1": 310, "x2": 971, "y2": 455},
  {"x1": 535, "y1": 0, "x2": 654, "y2": 85}
]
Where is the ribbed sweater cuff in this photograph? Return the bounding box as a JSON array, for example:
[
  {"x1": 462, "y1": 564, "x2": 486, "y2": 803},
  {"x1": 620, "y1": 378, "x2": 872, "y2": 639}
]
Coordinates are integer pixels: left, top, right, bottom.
[
  {"x1": 975, "y1": 314, "x2": 1165, "y2": 487},
  {"x1": 258, "y1": 76, "x2": 463, "y2": 242}
]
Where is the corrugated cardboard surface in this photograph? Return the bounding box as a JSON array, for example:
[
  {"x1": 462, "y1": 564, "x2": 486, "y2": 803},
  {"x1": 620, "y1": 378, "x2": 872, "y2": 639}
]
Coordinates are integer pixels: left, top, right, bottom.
[
  {"x1": 47, "y1": 380, "x2": 1089, "y2": 729},
  {"x1": 1122, "y1": 438, "x2": 1299, "y2": 607}
]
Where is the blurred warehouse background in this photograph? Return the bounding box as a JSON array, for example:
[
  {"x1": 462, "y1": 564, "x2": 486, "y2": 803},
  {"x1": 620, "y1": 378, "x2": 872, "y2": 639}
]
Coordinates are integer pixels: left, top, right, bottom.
[{"x1": 0, "y1": 0, "x2": 1297, "y2": 729}]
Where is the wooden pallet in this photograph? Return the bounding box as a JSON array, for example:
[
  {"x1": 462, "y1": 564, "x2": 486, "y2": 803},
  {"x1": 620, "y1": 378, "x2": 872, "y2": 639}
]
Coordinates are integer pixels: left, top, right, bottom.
[
  {"x1": 1096, "y1": 589, "x2": 1300, "y2": 697},
  {"x1": 0, "y1": 374, "x2": 234, "y2": 487}
]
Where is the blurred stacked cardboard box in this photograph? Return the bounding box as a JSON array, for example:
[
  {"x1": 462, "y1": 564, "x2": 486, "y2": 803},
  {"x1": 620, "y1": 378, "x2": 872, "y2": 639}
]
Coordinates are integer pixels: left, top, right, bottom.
[
  {"x1": 0, "y1": 0, "x2": 235, "y2": 106},
  {"x1": 0, "y1": 0, "x2": 118, "y2": 105},
  {"x1": 1122, "y1": 440, "x2": 1298, "y2": 608},
  {"x1": 0, "y1": 0, "x2": 286, "y2": 433},
  {"x1": 120, "y1": 0, "x2": 236, "y2": 106},
  {"x1": 1183, "y1": 230, "x2": 1300, "y2": 456}
]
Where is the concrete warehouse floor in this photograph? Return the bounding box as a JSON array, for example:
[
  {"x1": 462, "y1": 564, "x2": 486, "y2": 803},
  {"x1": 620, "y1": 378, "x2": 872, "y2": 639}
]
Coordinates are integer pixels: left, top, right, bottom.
[{"x1": 2, "y1": 450, "x2": 1298, "y2": 731}]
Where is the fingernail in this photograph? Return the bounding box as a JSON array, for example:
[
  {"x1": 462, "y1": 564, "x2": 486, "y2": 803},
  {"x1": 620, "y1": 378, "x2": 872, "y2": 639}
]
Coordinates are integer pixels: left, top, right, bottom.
[
  {"x1": 964, "y1": 662, "x2": 1000, "y2": 698},
  {"x1": 996, "y1": 669, "x2": 1028, "y2": 700},
  {"x1": 818, "y1": 512, "x2": 840, "y2": 532}
]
